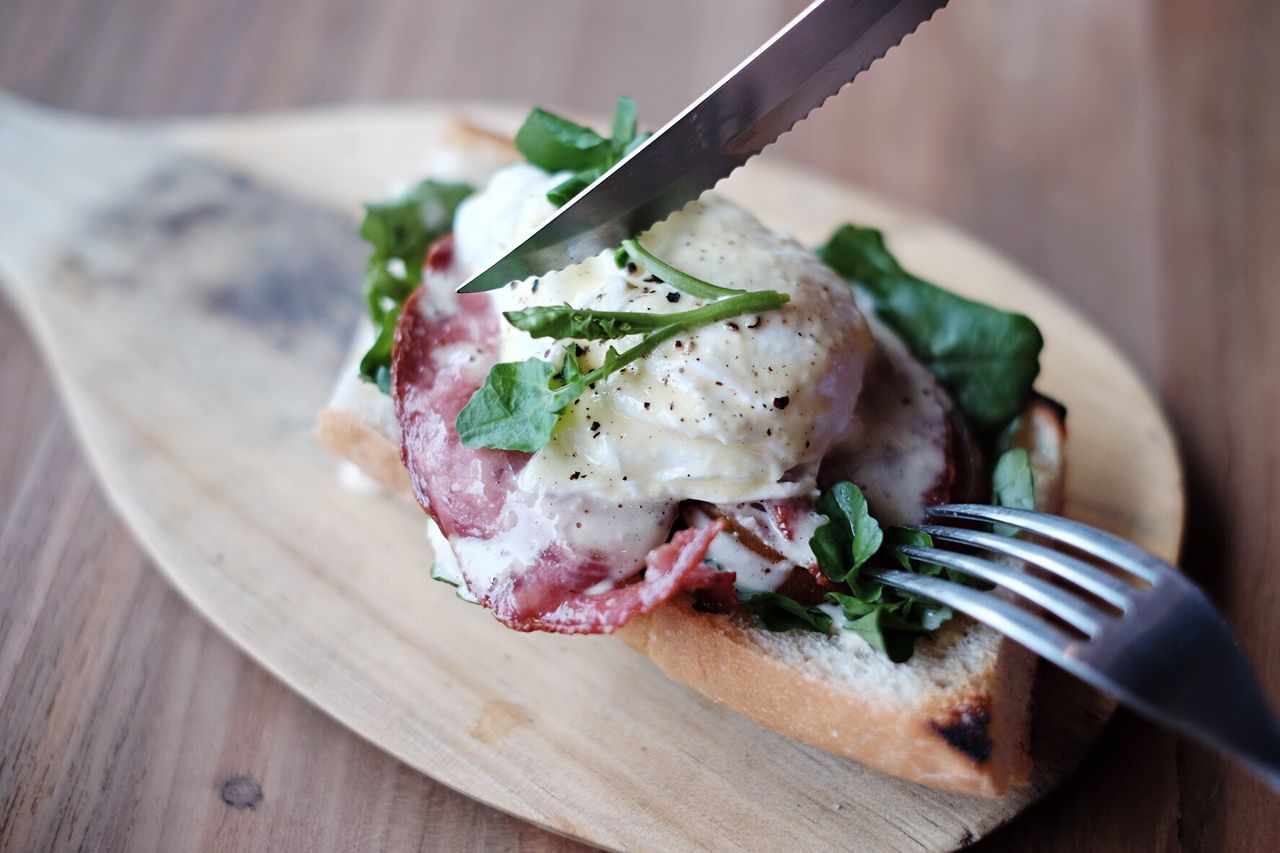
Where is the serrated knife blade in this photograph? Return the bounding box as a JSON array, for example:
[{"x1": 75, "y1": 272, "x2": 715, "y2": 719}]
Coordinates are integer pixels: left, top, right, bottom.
[{"x1": 458, "y1": 0, "x2": 947, "y2": 293}]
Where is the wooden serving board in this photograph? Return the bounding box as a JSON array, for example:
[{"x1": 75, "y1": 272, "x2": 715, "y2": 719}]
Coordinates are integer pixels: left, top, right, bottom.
[{"x1": 0, "y1": 95, "x2": 1184, "y2": 852}]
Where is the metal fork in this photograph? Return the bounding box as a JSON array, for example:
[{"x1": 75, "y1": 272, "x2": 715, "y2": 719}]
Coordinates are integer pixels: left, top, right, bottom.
[{"x1": 863, "y1": 503, "x2": 1280, "y2": 791}]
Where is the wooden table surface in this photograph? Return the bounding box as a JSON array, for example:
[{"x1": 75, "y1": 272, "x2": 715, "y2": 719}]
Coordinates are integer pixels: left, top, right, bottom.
[{"x1": 0, "y1": 0, "x2": 1275, "y2": 850}]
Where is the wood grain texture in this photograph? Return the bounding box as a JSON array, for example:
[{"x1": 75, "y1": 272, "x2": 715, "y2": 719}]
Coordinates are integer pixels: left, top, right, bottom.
[
  {"x1": 1152, "y1": 2, "x2": 1280, "y2": 851},
  {"x1": 0, "y1": 0, "x2": 1272, "y2": 850},
  {"x1": 0, "y1": 306, "x2": 585, "y2": 853}
]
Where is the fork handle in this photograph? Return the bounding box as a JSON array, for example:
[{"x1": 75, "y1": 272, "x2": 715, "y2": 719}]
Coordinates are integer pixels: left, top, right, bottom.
[
  {"x1": 1206, "y1": 712, "x2": 1280, "y2": 793},
  {"x1": 1111, "y1": 606, "x2": 1280, "y2": 795}
]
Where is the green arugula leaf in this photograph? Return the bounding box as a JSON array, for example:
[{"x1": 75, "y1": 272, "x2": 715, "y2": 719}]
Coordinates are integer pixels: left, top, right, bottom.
[
  {"x1": 572, "y1": 290, "x2": 788, "y2": 374},
  {"x1": 819, "y1": 224, "x2": 1043, "y2": 430},
  {"x1": 741, "y1": 591, "x2": 834, "y2": 634},
  {"x1": 611, "y1": 95, "x2": 639, "y2": 151},
  {"x1": 621, "y1": 238, "x2": 745, "y2": 300},
  {"x1": 356, "y1": 179, "x2": 474, "y2": 386},
  {"x1": 514, "y1": 109, "x2": 611, "y2": 173},
  {"x1": 520, "y1": 97, "x2": 647, "y2": 207},
  {"x1": 359, "y1": 313, "x2": 399, "y2": 393},
  {"x1": 725, "y1": 482, "x2": 960, "y2": 661},
  {"x1": 454, "y1": 354, "x2": 586, "y2": 452},
  {"x1": 991, "y1": 447, "x2": 1036, "y2": 536},
  {"x1": 824, "y1": 593, "x2": 940, "y2": 663},
  {"x1": 360, "y1": 180, "x2": 473, "y2": 265},
  {"x1": 810, "y1": 482, "x2": 884, "y2": 597},
  {"x1": 546, "y1": 167, "x2": 604, "y2": 207}
]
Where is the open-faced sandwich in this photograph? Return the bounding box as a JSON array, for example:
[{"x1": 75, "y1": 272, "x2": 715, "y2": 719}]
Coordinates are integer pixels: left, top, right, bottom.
[{"x1": 319, "y1": 98, "x2": 1066, "y2": 797}]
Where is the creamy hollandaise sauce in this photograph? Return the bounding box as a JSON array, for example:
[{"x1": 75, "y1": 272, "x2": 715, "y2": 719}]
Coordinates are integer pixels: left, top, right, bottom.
[{"x1": 453, "y1": 164, "x2": 873, "y2": 505}]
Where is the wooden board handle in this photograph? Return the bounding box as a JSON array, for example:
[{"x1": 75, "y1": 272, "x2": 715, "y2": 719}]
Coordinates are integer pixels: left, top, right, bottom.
[{"x1": 0, "y1": 92, "x2": 170, "y2": 296}]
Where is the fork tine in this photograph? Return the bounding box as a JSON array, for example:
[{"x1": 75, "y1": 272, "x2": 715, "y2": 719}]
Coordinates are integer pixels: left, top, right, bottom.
[
  {"x1": 862, "y1": 567, "x2": 1083, "y2": 670},
  {"x1": 926, "y1": 504, "x2": 1167, "y2": 584},
  {"x1": 915, "y1": 525, "x2": 1136, "y2": 610},
  {"x1": 896, "y1": 544, "x2": 1105, "y2": 635}
]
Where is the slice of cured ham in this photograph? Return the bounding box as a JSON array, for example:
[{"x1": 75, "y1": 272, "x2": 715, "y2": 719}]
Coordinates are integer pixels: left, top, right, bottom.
[
  {"x1": 392, "y1": 274, "x2": 727, "y2": 633},
  {"x1": 486, "y1": 521, "x2": 730, "y2": 633}
]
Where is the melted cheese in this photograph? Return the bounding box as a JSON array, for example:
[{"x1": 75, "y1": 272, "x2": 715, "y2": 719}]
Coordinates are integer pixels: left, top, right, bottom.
[{"x1": 453, "y1": 164, "x2": 873, "y2": 505}]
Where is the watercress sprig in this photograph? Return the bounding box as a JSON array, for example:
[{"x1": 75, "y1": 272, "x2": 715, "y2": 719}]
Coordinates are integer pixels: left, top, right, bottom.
[
  {"x1": 810, "y1": 481, "x2": 884, "y2": 598},
  {"x1": 818, "y1": 223, "x2": 1043, "y2": 431},
  {"x1": 357, "y1": 179, "x2": 474, "y2": 390},
  {"x1": 456, "y1": 289, "x2": 789, "y2": 451},
  {"x1": 737, "y1": 482, "x2": 959, "y2": 662}
]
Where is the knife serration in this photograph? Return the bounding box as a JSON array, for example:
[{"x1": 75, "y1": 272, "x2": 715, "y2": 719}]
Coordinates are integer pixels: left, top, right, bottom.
[{"x1": 459, "y1": 0, "x2": 948, "y2": 293}]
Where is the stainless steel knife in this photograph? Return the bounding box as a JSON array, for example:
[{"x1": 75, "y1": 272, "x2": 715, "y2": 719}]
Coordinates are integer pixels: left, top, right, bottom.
[{"x1": 458, "y1": 0, "x2": 948, "y2": 293}]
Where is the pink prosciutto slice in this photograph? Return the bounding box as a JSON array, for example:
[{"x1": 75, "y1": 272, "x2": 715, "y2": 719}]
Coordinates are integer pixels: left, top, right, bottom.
[
  {"x1": 392, "y1": 263, "x2": 728, "y2": 634},
  {"x1": 486, "y1": 520, "x2": 729, "y2": 633}
]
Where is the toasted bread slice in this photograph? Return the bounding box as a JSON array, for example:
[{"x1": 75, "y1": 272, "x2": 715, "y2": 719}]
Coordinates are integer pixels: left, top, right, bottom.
[
  {"x1": 619, "y1": 599, "x2": 1036, "y2": 796},
  {"x1": 319, "y1": 318, "x2": 1065, "y2": 798},
  {"x1": 316, "y1": 123, "x2": 1066, "y2": 796}
]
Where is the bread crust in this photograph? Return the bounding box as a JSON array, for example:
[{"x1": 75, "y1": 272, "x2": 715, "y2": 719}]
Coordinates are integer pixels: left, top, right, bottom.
[
  {"x1": 316, "y1": 407, "x2": 413, "y2": 498},
  {"x1": 617, "y1": 602, "x2": 1035, "y2": 796}
]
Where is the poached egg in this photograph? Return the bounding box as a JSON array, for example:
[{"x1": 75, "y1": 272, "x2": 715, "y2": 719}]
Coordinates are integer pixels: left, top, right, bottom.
[{"x1": 452, "y1": 164, "x2": 874, "y2": 505}]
